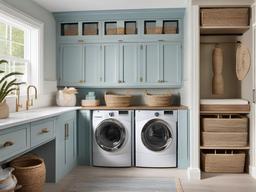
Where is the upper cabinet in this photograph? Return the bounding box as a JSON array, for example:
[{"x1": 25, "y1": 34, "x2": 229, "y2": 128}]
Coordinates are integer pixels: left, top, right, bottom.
[{"x1": 55, "y1": 9, "x2": 184, "y2": 88}]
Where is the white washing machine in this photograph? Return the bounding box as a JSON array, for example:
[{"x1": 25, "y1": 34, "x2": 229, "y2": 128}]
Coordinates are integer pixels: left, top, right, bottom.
[
  {"x1": 92, "y1": 110, "x2": 132, "y2": 167},
  {"x1": 135, "y1": 110, "x2": 177, "y2": 167}
]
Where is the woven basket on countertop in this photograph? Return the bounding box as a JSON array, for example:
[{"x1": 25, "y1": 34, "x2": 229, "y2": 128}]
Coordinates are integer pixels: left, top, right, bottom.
[
  {"x1": 104, "y1": 92, "x2": 132, "y2": 107},
  {"x1": 10, "y1": 155, "x2": 46, "y2": 192},
  {"x1": 144, "y1": 92, "x2": 172, "y2": 107}
]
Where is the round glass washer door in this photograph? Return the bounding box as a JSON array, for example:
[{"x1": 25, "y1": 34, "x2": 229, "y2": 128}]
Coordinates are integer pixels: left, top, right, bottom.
[
  {"x1": 141, "y1": 119, "x2": 173, "y2": 152},
  {"x1": 95, "y1": 119, "x2": 126, "y2": 152}
]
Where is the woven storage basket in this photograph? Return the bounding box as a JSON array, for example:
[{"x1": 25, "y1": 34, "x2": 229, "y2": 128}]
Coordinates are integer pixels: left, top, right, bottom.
[
  {"x1": 10, "y1": 155, "x2": 46, "y2": 192},
  {"x1": 144, "y1": 93, "x2": 171, "y2": 107},
  {"x1": 146, "y1": 27, "x2": 162, "y2": 34},
  {"x1": 201, "y1": 150, "x2": 245, "y2": 173},
  {"x1": 201, "y1": 8, "x2": 249, "y2": 26},
  {"x1": 201, "y1": 114, "x2": 248, "y2": 132},
  {"x1": 163, "y1": 26, "x2": 177, "y2": 34},
  {"x1": 104, "y1": 92, "x2": 132, "y2": 107},
  {"x1": 106, "y1": 28, "x2": 117, "y2": 35},
  {"x1": 201, "y1": 132, "x2": 248, "y2": 147},
  {"x1": 63, "y1": 25, "x2": 78, "y2": 36}
]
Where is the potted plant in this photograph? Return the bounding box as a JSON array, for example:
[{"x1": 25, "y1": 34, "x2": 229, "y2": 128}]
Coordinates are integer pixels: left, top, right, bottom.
[{"x1": 0, "y1": 60, "x2": 24, "y2": 119}]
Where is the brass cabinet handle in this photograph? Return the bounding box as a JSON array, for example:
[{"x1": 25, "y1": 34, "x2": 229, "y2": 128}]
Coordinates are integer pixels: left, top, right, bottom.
[
  {"x1": 67, "y1": 124, "x2": 69, "y2": 138},
  {"x1": 3, "y1": 141, "x2": 14, "y2": 148},
  {"x1": 78, "y1": 40, "x2": 84, "y2": 43},
  {"x1": 41, "y1": 128, "x2": 49, "y2": 133},
  {"x1": 79, "y1": 80, "x2": 85, "y2": 83},
  {"x1": 64, "y1": 123, "x2": 69, "y2": 140},
  {"x1": 64, "y1": 123, "x2": 67, "y2": 140}
]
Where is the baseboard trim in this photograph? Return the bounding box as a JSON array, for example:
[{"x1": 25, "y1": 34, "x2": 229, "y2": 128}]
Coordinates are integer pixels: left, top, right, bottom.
[
  {"x1": 187, "y1": 167, "x2": 201, "y2": 180},
  {"x1": 249, "y1": 166, "x2": 256, "y2": 179}
]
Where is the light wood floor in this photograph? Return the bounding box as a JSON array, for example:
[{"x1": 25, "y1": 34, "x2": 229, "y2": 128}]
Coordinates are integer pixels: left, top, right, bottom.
[{"x1": 44, "y1": 166, "x2": 256, "y2": 192}]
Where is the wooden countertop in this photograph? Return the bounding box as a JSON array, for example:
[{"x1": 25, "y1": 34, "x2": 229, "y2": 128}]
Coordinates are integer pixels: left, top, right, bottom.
[{"x1": 81, "y1": 105, "x2": 188, "y2": 110}]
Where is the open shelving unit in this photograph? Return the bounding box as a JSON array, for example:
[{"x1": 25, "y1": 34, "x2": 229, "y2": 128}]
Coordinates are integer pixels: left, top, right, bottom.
[{"x1": 199, "y1": 6, "x2": 252, "y2": 174}]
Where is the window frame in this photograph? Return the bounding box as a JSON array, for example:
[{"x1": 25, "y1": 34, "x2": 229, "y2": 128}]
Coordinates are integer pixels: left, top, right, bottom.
[{"x1": 0, "y1": 1, "x2": 44, "y2": 96}]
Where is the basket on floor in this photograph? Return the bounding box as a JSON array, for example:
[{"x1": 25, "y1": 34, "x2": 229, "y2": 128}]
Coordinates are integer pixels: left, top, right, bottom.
[{"x1": 10, "y1": 155, "x2": 46, "y2": 192}]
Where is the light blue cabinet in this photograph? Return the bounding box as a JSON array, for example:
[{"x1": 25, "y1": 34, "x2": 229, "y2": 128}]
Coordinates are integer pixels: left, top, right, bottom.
[
  {"x1": 77, "y1": 110, "x2": 91, "y2": 165},
  {"x1": 55, "y1": 9, "x2": 184, "y2": 88},
  {"x1": 56, "y1": 111, "x2": 77, "y2": 182},
  {"x1": 59, "y1": 44, "x2": 84, "y2": 86},
  {"x1": 140, "y1": 41, "x2": 182, "y2": 87},
  {"x1": 102, "y1": 43, "x2": 119, "y2": 84},
  {"x1": 84, "y1": 44, "x2": 101, "y2": 85},
  {"x1": 142, "y1": 42, "x2": 160, "y2": 84},
  {"x1": 120, "y1": 43, "x2": 140, "y2": 84},
  {"x1": 161, "y1": 42, "x2": 182, "y2": 86}
]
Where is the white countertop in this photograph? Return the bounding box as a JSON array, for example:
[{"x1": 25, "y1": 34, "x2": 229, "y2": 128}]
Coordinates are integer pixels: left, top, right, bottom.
[{"x1": 0, "y1": 106, "x2": 81, "y2": 130}]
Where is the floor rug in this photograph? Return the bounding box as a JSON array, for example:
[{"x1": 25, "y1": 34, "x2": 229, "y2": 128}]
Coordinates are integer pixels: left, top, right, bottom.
[{"x1": 67, "y1": 177, "x2": 183, "y2": 192}]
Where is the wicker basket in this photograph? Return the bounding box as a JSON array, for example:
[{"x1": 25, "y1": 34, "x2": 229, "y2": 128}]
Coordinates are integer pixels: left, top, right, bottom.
[
  {"x1": 144, "y1": 93, "x2": 171, "y2": 107},
  {"x1": 146, "y1": 27, "x2": 162, "y2": 34},
  {"x1": 104, "y1": 92, "x2": 132, "y2": 107},
  {"x1": 201, "y1": 8, "x2": 249, "y2": 26},
  {"x1": 201, "y1": 132, "x2": 248, "y2": 147},
  {"x1": 81, "y1": 99, "x2": 100, "y2": 107},
  {"x1": 163, "y1": 26, "x2": 177, "y2": 34},
  {"x1": 201, "y1": 115, "x2": 248, "y2": 132},
  {"x1": 201, "y1": 150, "x2": 245, "y2": 173},
  {"x1": 0, "y1": 100, "x2": 9, "y2": 119},
  {"x1": 10, "y1": 155, "x2": 46, "y2": 192}
]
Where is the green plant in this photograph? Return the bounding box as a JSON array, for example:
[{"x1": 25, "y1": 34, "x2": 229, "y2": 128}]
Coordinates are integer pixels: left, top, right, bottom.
[{"x1": 0, "y1": 59, "x2": 25, "y2": 103}]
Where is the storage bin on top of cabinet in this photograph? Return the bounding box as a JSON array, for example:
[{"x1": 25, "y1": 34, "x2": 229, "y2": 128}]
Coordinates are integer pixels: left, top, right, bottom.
[
  {"x1": 201, "y1": 8, "x2": 250, "y2": 26},
  {"x1": 201, "y1": 150, "x2": 246, "y2": 173},
  {"x1": 202, "y1": 114, "x2": 248, "y2": 132}
]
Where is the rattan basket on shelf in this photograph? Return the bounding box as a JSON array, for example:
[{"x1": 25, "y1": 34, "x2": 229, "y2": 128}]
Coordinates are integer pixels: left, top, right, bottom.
[
  {"x1": 144, "y1": 92, "x2": 171, "y2": 107},
  {"x1": 104, "y1": 92, "x2": 132, "y2": 107}
]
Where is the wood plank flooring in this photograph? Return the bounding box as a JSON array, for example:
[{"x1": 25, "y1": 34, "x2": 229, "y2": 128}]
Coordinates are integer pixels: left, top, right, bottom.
[{"x1": 44, "y1": 166, "x2": 256, "y2": 192}]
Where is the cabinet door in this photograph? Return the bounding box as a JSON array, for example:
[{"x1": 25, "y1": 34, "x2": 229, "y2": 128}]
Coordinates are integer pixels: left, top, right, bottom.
[
  {"x1": 60, "y1": 44, "x2": 84, "y2": 85},
  {"x1": 65, "y1": 119, "x2": 76, "y2": 171},
  {"x1": 55, "y1": 118, "x2": 66, "y2": 181},
  {"x1": 160, "y1": 42, "x2": 182, "y2": 86},
  {"x1": 84, "y1": 44, "x2": 101, "y2": 84},
  {"x1": 143, "y1": 43, "x2": 160, "y2": 83},
  {"x1": 56, "y1": 111, "x2": 77, "y2": 182},
  {"x1": 120, "y1": 43, "x2": 139, "y2": 84},
  {"x1": 102, "y1": 44, "x2": 119, "y2": 84}
]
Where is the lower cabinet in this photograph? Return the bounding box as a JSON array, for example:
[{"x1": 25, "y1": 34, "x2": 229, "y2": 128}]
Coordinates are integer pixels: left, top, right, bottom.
[{"x1": 56, "y1": 111, "x2": 77, "y2": 182}]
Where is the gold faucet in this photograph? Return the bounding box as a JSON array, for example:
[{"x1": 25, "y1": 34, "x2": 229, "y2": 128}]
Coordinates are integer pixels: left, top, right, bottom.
[
  {"x1": 15, "y1": 85, "x2": 22, "y2": 112},
  {"x1": 26, "y1": 85, "x2": 38, "y2": 110}
]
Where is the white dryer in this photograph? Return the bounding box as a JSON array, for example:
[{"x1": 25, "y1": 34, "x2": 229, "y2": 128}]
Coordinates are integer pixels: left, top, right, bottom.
[
  {"x1": 92, "y1": 110, "x2": 132, "y2": 167},
  {"x1": 135, "y1": 110, "x2": 177, "y2": 167}
]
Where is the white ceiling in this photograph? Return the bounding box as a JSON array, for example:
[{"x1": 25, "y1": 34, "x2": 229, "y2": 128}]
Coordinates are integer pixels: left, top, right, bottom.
[{"x1": 32, "y1": 0, "x2": 187, "y2": 12}]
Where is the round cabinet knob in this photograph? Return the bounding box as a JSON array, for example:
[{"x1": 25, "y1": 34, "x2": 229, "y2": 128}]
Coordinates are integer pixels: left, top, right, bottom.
[
  {"x1": 109, "y1": 112, "x2": 114, "y2": 117},
  {"x1": 154, "y1": 112, "x2": 160, "y2": 117}
]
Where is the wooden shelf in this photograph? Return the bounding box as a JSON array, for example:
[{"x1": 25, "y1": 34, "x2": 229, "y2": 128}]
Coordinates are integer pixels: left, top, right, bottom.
[
  {"x1": 200, "y1": 26, "x2": 250, "y2": 35},
  {"x1": 200, "y1": 146, "x2": 250, "y2": 150},
  {"x1": 200, "y1": 111, "x2": 250, "y2": 114}
]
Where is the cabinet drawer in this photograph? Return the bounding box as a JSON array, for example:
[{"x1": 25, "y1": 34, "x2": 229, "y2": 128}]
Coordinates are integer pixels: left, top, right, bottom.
[
  {"x1": 31, "y1": 119, "x2": 55, "y2": 147},
  {"x1": 0, "y1": 125, "x2": 29, "y2": 162}
]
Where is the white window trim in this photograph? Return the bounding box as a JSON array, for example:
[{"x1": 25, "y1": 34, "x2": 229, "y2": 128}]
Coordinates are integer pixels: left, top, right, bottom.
[{"x1": 0, "y1": 1, "x2": 44, "y2": 95}]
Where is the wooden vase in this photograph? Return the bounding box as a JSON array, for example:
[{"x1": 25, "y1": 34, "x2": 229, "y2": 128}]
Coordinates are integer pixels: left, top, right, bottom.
[
  {"x1": 212, "y1": 47, "x2": 224, "y2": 95},
  {"x1": 0, "y1": 100, "x2": 9, "y2": 119}
]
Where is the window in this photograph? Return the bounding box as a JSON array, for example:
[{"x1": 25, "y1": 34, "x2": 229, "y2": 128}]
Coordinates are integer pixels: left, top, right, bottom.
[{"x1": 0, "y1": 11, "x2": 40, "y2": 95}]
